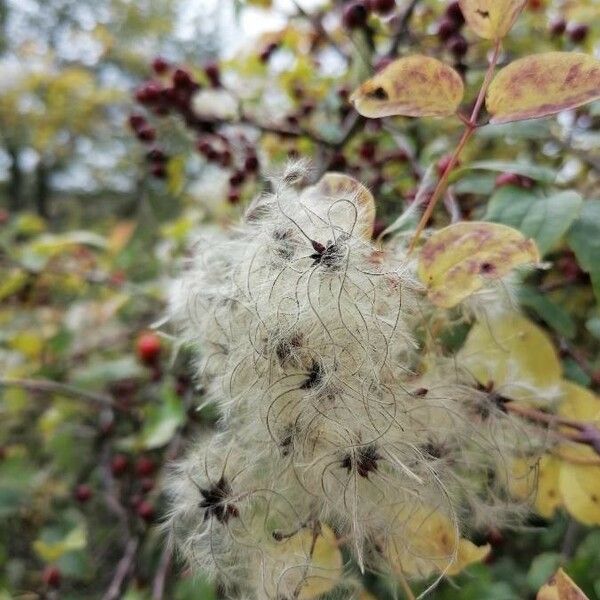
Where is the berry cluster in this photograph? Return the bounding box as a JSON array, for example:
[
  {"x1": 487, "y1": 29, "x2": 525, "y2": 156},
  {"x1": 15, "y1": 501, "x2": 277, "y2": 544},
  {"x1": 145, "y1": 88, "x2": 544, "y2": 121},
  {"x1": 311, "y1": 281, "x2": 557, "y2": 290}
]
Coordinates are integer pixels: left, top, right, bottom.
[
  {"x1": 549, "y1": 19, "x2": 588, "y2": 44},
  {"x1": 437, "y1": 1, "x2": 468, "y2": 61}
]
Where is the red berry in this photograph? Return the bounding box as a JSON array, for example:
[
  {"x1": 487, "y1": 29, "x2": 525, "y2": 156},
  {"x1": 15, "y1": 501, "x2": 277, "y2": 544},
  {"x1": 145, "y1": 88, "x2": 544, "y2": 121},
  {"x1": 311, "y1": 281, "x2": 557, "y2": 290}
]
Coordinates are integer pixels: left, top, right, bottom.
[
  {"x1": 495, "y1": 172, "x2": 522, "y2": 188},
  {"x1": 244, "y1": 155, "x2": 259, "y2": 172},
  {"x1": 42, "y1": 566, "x2": 61, "y2": 588},
  {"x1": 173, "y1": 68, "x2": 193, "y2": 90},
  {"x1": 359, "y1": 140, "x2": 377, "y2": 161},
  {"x1": 136, "y1": 456, "x2": 156, "y2": 477},
  {"x1": 445, "y1": 1, "x2": 464, "y2": 25},
  {"x1": 137, "y1": 126, "x2": 156, "y2": 143},
  {"x1": 0, "y1": 209, "x2": 9, "y2": 225},
  {"x1": 140, "y1": 478, "x2": 155, "y2": 493},
  {"x1": 128, "y1": 114, "x2": 146, "y2": 131},
  {"x1": 528, "y1": 0, "x2": 543, "y2": 10},
  {"x1": 372, "y1": 0, "x2": 395, "y2": 15},
  {"x1": 152, "y1": 56, "x2": 170, "y2": 75},
  {"x1": 111, "y1": 454, "x2": 129, "y2": 477},
  {"x1": 228, "y1": 189, "x2": 241, "y2": 204},
  {"x1": 447, "y1": 34, "x2": 468, "y2": 58},
  {"x1": 549, "y1": 18, "x2": 566, "y2": 36},
  {"x1": 135, "y1": 81, "x2": 162, "y2": 104},
  {"x1": 137, "y1": 500, "x2": 155, "y2": 522},
  {"x1": 229, "y1": 171, "x2": 245, "y2": 187},
  {"x1": 219, "y1": 150, "x2": 233, "y2": 167},
  {"x1": 147, "y1": 148, "x2": 166, "y2": 162},
  {"x1": 568, "y1": 23, "x2": 588, "y2": 43},
  {"x1": 437, "y1": 17, "x2": 458, "y2": 41},
  {"x1": 342, "y1": 2, "x2": 369, "y2": 29},
  {"x1": 151, "y1": 162, "x2": 167, "y2": 179},
  {"x1": 204, "y1": 62, "x2": 221, "y2": 87},
  {"x1": 300, "y1": 101, "x2": 315, "y2": 116},
  {"x1": 136, "y1": 332, "x2": 161, "y2": 365},
  {"x1": 74, "y1": 484, "x2": 93, "y2": 503}
]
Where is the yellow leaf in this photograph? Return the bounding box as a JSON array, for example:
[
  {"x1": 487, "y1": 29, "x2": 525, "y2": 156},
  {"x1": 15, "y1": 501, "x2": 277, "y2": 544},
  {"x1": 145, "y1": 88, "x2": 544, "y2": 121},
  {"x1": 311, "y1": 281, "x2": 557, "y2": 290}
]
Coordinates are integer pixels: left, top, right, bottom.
[
  {"x1": 34, "y1": 526, "x2": 87, "y2": 562},
  {"x1": 557, "y1": 383, "x2": 600, "y2": 525},
  {"x1": 459, "y1": 0, "x2": 526, "y2": 39},
  {"x1": 459, "y1": 314, "x2": 561, "y2": 403},
  {"x1": 350, "y1": 56, "x2": 464, "y2": 118},
  {"x1": 487, "y1": 53, "x2": 600, "y2": 124},
  {"x1": 509, "y1": 456, "x2": 561, "y2": 518},
  {"x1": 307, "y1": 172, "x2": 375, "y2": 240},
  {"x1": 0, "y1": 269, "x2": 29, "y2": 301},
  {"x1": 268, "y1": 524, "x2": 343, "y2": 600},
  {"x1": 418, "y1": 222, "x2": 539, "y2": 308},
  {"x1": 9, "y1": 331, "x2": 44, "y2": 359},
  {"x1": 537, "y1": 568, "x2": 589, "y2": 600},
  {"x1": 386, "y1": 508, "x2": 489, "y2": 579}
]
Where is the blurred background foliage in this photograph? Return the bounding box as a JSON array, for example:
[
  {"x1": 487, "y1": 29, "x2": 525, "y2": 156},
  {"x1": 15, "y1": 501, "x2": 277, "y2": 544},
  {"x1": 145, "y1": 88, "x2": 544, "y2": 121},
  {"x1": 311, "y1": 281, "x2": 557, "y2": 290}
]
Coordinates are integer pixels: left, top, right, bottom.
[{"x1": 0, "y1": 0, "x2": 599, "y2": 598}]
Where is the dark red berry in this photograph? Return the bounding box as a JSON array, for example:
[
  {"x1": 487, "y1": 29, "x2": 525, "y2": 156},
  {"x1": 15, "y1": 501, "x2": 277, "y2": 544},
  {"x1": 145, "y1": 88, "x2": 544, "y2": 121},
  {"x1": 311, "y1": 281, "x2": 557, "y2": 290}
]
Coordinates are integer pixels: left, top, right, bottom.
[
  {"x1": 137, "y1": 500, "x2": 155, "y2": 522},
  {"x1": 447, "y1": 34, "x2": 468, "y2": 58},
  {"x1": 286, "y1": 115, "x2": 299, "y2": 127},
  {"x1": 495, "y1": 172, "x2": 522, "y2": 188},
  {"x1": 342, "y1": 2, "x2": 369, "y2": 29},
  {"x1": 111, "y1": 454, "x2": 129, "y2": 477},
  {"x1": 337, "y1": 86, "x2": 350, "y2": 101},
  {"x1": 445, "y1": 1, "x2": 464, "y2": 25},
  {"x1": 137, "y1": 126, "x2": 156, "y2": 143},
  {"x1": 173, "y1": 68, "x2": 193, "y2": 90},
  {"x1": 136, "y1": 456, "x2": 156, "y2": 477},
  {"x1": 359, "y1": 140, "x2": 377, "y2": 161},
  {"x1": 300, "y1": 101, "x2": 315, "y2": 116},
  {"x1": 568, "y1": 23, "x2": 588, "y2": 43},
  {"x1": 147, "y1": 148, "x2": 166, "y2": 162},
  {"x1": 437, "y1": 17, "x2": 458, "y2": 41},
  {"x1": 228, "y1": 189, "x2": 241, "y2": 204},
  {"x1": 128, "y1": 114, "x2": 146, "y2": 131},
  {"x1": 136, "y1": 332, "x2": 161, "y2": 364},
  {"x1": 371, "y1": 0, "x2": 395, "y2": 15},
  {"x1": 74, "y1": 484, "x2": 93, "y2": 503},
  {"x1": 152, "y1": 56, "x2": 170, "y2": 75},
  {"x1": 151, "y1": 162, "x2": 167, "y2": 179},
  {"x1": 135, "y1": 81, "x2": 162, "y2": 104},
  {"x1": 42, "y1": 566, "x2": 61, "y2": 589},
  {"x1": 259, "y1": 42, "x2": 279, "y2": 63},
  {"x1": 229, "y1": 171, "x2": 245, "y2": 187},
  {"x1": 244, "y1": 155, "x2": 259, "y2": 172},
  {"x1": 549, "y1": 18, "x2": 566, "y2": 36},
  {"x1": 204, "y1": 62, "x2": 221, "y2": 87}
]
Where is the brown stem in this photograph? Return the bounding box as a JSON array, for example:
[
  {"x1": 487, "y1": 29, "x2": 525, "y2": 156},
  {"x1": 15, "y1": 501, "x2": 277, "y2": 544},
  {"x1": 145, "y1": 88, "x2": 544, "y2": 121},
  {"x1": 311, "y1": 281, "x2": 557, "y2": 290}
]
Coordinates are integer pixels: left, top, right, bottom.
[
  {"x1": 409, "y1": 39, "x2": 502, "y2": 251},
  {"x1": 505, "y1": 402, "x2": 600, "y2": 457},
  {"x1": 102, "y1": 538, "x2": 139, "y2": 600}
]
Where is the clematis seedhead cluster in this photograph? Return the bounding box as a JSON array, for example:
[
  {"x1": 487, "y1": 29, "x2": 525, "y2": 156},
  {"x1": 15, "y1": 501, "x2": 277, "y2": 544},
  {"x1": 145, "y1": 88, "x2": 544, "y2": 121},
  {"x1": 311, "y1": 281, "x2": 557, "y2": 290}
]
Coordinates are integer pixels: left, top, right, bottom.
[{"x1": 165, "y1": 165, "x2": 544, "y2": 599}]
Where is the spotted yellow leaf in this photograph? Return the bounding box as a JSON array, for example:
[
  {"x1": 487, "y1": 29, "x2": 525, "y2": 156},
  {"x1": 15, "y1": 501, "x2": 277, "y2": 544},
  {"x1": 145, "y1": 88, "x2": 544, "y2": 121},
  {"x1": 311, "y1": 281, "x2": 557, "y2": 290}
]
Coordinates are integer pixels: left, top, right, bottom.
[
  {"x1": 386, "y1": 508, "x2": 489, "y2": 579},
  {"x1": 557, "y1": 382, "x2": 600, "y2": 526},
  {"x1": 537, "y1": 568, "x2": 589, "y2": 600},
  {"x1": 459, "y1": 0, "x2": 526, "y2": 39},
  {"x1": 459, "y1": 314, "x2": 562, "y2": 403},
  {"x1": 350, "y1": 56, "x2": 464, "y2": 118},
  {"x1": 418, "y1": 222, "x2": 539, "y2": 308},
  {"x1": 487, "y1": 53, "x2": 600, "y2": 124}
]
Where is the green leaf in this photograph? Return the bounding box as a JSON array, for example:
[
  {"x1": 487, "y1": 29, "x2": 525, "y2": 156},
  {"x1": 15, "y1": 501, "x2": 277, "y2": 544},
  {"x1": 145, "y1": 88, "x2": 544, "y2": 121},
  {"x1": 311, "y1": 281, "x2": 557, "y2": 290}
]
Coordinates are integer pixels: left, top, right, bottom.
[
  {"x1": 567, "y1": 200, "x2": 600, "y2": 303},
  {"x1": 72, "y1": 357, "x2": 145, "y2": 387},
  {"x1": 519, "y1": 286, "x2": 576, "y2": 339},
  {"x1": 526, "y1": 552, "x2": 562, "y2": 591},
  {"x1": 485, "y1": 188, "x2": 582, "y2": 255},
  {"x1": 452, "y1": 160, "x2": 556, "y2": 184}
]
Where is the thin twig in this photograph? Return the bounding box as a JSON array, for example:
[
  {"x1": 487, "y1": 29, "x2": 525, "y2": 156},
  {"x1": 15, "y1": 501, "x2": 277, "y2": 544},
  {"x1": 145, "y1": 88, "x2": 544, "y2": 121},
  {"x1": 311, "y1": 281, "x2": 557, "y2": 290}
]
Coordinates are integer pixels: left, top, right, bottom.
[
  {"x1": 0, "y1": 377, "x2": 115, "y2": 408},
  {"x1": 409, "y1": 39, "x2": 503, "y2": 251},
  {"x1": 102, "y1": 538, "x2": 139, "y2": 600},
  {"x1": 387, "y1": 0, "x2": 421, "y2": 58},
  {"x1": 152, "y1": 543, "x2": 173, "y2": 600}
]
